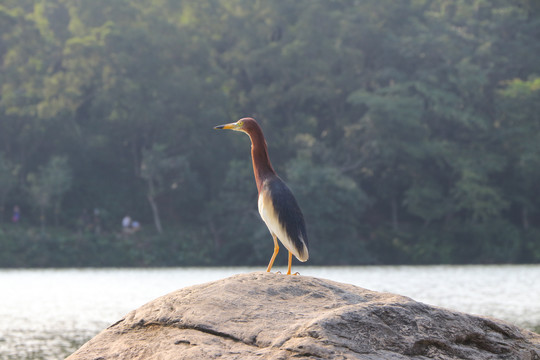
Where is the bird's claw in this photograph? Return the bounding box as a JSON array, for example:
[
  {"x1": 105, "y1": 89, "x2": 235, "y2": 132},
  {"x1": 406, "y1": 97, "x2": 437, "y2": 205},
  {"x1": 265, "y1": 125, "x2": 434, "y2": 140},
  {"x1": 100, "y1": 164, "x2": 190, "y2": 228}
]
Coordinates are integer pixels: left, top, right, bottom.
[{"x1": 268, "y1": 270, "x2": 299, "y2": 275}]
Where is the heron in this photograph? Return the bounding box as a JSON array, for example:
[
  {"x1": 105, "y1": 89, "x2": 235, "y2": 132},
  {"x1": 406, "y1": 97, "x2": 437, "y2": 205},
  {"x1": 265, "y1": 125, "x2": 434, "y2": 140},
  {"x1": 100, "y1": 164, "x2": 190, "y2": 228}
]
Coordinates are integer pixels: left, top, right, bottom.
[{"x1": 214, "y1": 117, "x2": 309, "y2": 275}]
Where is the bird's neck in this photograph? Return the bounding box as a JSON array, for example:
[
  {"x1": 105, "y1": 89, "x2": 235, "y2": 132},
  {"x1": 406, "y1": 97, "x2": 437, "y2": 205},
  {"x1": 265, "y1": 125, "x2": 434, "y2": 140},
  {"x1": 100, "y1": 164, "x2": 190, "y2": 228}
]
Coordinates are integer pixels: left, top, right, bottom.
[{"x1": 248, "y1": 127, "x2": 276, "y2": 193}]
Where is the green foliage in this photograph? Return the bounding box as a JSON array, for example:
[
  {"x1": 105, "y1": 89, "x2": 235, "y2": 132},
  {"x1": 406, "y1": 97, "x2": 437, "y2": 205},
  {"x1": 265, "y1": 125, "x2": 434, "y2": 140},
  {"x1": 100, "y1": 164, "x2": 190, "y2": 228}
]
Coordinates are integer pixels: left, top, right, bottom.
[
  {"x1": 0, "y1": 0, "x2": 540, "y2": 266},
  {"x1": 0, "y1": 225, "x2": 214, "y2": 267},
  {"x1": 25, "y1": 156, "x2": 72, "y2": 232},
  {"x1": 0, "y1": 153, "x2": 18, "y2": 220},
  {"x1": 286, "y1": 158, "x2": 372, "y2": 264},
  {"x1": 403, "y1": 181, "x2": 452, "y2": 224},
  {"x1": 140, "y1": 144, "x2": 189, "y2": 233}
]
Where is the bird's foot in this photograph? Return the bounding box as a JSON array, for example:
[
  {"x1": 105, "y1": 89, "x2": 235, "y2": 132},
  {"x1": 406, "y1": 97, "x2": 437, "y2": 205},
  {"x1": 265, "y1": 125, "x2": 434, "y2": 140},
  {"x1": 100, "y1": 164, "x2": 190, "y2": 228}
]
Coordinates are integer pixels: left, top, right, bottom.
[{"x1": 268, "y1": 270, "x2": 296, "y2": 275}]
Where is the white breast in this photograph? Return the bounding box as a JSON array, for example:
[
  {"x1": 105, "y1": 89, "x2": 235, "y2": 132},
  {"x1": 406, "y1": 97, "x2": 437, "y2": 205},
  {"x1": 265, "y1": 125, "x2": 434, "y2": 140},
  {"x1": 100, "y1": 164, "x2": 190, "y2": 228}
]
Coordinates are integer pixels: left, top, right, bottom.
[{"x1": 258, "y1": 192, "x2": 303, "y2": 260}]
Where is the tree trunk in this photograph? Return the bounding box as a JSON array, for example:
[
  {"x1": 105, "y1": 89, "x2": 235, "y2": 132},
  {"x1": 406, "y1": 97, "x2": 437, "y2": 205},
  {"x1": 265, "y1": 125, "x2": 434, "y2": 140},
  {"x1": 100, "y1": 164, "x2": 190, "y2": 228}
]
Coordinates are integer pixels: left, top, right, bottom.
[
  {"x1": 391, "y1": 196, "x2": 399, "y2": 231},
  {"x1": 147, "y1": 179, "x2": 163, "y2": 234}
]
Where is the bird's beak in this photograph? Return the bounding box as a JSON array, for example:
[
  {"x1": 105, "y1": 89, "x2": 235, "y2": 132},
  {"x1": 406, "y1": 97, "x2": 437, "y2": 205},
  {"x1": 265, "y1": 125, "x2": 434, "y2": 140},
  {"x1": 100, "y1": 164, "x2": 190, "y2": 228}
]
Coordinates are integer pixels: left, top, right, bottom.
[{"x1": 214, "y1": 122, "x2": 238, "y2": 130}]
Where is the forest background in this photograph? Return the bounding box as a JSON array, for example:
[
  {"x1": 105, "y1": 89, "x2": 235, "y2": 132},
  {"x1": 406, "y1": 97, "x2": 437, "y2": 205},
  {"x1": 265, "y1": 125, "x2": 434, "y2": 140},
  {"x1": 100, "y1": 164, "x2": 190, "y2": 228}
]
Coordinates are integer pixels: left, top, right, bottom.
[{"x1": 1, "y1": 0, "x2": 539, "y2": 267}]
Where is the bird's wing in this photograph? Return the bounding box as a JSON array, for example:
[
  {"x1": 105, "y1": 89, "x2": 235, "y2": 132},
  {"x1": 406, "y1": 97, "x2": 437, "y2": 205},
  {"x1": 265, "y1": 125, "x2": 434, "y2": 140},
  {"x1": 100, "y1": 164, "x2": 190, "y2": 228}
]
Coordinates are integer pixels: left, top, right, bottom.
[{"x1": 258, "y1": 177, "x2": 309, "y2": 261}]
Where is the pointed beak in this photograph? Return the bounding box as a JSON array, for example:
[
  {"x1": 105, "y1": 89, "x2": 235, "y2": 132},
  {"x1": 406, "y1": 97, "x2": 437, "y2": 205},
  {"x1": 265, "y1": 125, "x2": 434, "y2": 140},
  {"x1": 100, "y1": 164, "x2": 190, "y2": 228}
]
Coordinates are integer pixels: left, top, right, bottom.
[{"x1": 214, "y1": 122, "x2": 238, "y2": 130}]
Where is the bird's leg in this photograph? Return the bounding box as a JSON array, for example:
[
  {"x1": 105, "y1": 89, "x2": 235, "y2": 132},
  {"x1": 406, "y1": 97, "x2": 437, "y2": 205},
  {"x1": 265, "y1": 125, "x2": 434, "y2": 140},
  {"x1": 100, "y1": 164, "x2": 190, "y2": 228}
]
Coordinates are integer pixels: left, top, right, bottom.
[
  {"x1": 287, "y1": 251, "x2": 292, "y2": 275},
  {"x1": 266, "y1": 234, "x2": 279, "y2": 272},
  {"x1": 286, "y1": 252, "x2": 300, "y2": 275}
]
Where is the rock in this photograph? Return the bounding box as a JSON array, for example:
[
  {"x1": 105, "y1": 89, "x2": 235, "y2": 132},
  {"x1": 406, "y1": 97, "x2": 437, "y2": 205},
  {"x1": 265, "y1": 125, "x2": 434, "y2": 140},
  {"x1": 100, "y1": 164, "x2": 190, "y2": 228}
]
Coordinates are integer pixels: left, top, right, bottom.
[{"x1": 67, "y1": 272, "x2": 540, "y2": 360}]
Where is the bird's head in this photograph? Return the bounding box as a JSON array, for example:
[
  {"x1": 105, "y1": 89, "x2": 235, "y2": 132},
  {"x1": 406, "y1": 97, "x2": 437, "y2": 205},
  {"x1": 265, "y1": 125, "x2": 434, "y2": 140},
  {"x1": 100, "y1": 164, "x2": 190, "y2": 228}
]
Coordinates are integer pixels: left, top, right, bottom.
[{"x1": 214, "y1": 117, "x2": 258, "y2": 134}]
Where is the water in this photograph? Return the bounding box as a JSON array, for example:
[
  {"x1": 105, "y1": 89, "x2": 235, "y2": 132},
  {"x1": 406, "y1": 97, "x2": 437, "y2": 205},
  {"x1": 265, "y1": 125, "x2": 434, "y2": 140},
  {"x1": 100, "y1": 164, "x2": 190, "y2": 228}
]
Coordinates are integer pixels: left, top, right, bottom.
[{"x1": 0, "y1": 265, "x2": 538, "y2": 359}]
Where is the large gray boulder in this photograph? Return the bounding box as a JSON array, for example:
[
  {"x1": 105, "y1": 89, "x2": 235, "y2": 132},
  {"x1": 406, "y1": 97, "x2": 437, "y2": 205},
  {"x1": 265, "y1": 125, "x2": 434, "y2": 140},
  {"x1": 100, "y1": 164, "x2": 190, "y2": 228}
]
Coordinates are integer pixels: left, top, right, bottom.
[{"x1": 67, "y1": 272, "x2": 539, "y2": 359}]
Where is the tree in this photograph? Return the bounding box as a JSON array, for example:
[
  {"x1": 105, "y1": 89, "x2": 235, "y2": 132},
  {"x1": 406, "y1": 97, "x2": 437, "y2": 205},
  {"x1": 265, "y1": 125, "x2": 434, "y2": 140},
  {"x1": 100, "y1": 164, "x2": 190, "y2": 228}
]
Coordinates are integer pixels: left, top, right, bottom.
[
  {"x1": 497, "y1": 76, "x2": 540, "y2": 228},
  {"x1": 286, "y1": 157, "x2": 371, "y2": 264},
  {"x1": 0, "y1": 0, "x2": 540, "y2": 265},
  {"x1": 140, "y1": 144, "x2": 187, "y2": 234},
  {"x1": 0, "y1": 153, "x2": 19, "y2": 222},
  {"x1": 27, "y1": 156, "x2": 72, "y2": 232}
]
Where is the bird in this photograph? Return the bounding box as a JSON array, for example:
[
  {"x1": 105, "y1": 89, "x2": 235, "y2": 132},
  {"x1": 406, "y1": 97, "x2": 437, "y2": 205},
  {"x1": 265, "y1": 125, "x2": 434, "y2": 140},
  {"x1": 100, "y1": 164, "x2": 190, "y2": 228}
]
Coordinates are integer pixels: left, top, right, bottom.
[{"x1": 214, "y1": 117, "x2": 309, "y2": 275}]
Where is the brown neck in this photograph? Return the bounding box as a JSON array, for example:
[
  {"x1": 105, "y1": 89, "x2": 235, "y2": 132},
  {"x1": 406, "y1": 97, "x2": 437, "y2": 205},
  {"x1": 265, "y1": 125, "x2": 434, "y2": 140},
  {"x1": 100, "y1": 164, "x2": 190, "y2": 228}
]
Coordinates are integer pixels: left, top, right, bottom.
[{"x1": 247, "y1": 126, "x2": 275, "y2": 193}]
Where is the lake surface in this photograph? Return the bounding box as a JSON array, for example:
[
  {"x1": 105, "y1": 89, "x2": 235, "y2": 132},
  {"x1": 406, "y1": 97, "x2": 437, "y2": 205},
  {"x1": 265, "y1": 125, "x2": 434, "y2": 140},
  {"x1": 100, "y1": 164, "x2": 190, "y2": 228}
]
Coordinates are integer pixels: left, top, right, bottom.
[{"x1": 1, "y1": 265, "x2": 539, "y2": 359}]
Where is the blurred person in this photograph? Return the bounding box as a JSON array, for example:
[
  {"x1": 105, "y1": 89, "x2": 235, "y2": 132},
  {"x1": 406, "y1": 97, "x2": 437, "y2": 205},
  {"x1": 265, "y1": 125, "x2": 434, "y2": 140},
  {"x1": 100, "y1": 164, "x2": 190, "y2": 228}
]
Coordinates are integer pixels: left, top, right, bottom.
[
  {"x1": 122, "y1": 215, "x2": 131, "y2": 235},
  {"x1": 131, "y1": 221, "x2": 141, "y2": 233},
  {"x1": 12, "y1": 205, "x2": 20, "y2": 224}
]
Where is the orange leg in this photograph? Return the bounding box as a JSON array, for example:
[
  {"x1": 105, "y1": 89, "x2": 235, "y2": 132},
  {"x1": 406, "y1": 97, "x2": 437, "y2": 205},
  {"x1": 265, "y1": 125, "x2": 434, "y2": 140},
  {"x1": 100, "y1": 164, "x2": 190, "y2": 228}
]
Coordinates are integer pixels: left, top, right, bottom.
[
  {"x1": 287, "y1": 251, "x2": 292, "y2": 275},
  {"x1": 266, "y1": 234, "x2": 279, "y2": 272}
]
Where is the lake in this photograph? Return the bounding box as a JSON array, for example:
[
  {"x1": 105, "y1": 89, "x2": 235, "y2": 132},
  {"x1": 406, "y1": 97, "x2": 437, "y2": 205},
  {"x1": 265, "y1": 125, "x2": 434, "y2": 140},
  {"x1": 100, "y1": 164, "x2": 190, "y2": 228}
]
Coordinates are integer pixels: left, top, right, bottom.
[{"x1": 1, "y1": 265, "x2": 539, "y2": 359}]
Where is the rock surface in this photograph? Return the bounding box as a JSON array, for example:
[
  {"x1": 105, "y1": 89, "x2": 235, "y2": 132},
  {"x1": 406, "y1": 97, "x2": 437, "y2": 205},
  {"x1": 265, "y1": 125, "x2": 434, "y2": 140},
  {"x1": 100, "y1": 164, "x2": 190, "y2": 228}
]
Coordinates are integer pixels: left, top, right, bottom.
[{"x1": 67, "y1": 272, "x2": 540, "y2": 360}]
